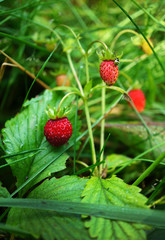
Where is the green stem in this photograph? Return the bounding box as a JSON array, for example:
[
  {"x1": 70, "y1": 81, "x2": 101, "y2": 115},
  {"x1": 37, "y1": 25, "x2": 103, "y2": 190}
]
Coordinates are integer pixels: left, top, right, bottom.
[
  {"x1": 85, "y1": 53, "x2": 89, "y2": 83},
  {"x1": 67, "y1": 53, "x2": 84, "y2": 96},
  {"x1": 57, "y1": 24, "x2": 85, "y2": 55},
  {"x1": 129, "y1": 98, "x2": 155, "y2": 158},
  {"x1": 86, "y1": 40, "x2": 108, "y2": 55},
  {"x1": 84, "y1": 99, "x2": 98, "y2": 176},
  {"x1": 99, "y1": 84, "x2": 106, "y2": 175},
  {"x1": 66, "y1": 50, "x2": 97, "y2": 176},
  {"x1": 76, "y1": 160, "x2": 90, "y2": 170},
  {"x1": 133, "y1": 151, "x2": 165, "y2": 186},
  {"x1": 110, "y1": 29, "x2": 140, "y2": 50},
  {"x1": 57, "y1": 91, "x2": 82, "y2": 113},
  {"x1": 130, "y1": 101, "x2": 153, "y2": 144},
  {"x1": 73, "y1": 96, "x2": 78, "y2": 175}
]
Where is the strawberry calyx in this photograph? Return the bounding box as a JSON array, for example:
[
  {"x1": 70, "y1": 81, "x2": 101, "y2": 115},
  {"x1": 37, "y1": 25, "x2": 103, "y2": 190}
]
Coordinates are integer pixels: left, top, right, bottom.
[
  {"x1": 45, "y1": 105, "x2": 71, "y2": 119},
  {"x1": 97, "y1": 48, "x2": 122, "y2": 65}
]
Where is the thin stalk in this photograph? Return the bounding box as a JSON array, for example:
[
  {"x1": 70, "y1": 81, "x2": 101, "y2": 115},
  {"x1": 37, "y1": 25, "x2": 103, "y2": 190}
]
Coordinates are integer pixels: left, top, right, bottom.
[
  {"x1": 85, "y1": 53, "x2": 89, "y2": 83},
  {"x1": 76, "y1": 160, "x2": 90, "y2": 170},
  {"x1": 73, "y1": 96, "x2": 78, "y2": 175},
  {"x1": 111, "y1": 29, "x2": 140, "y2": 50},
  {"x1": 84, "y1": 99, "x2": 98, "y2": 176},
  {"x1": 130, "y1": 101, "x2": 155, "y2": 158},
  {"x1": 57, "y1": 24, "x2": 85, "y2": 55},
  {"x1": 67, "y1": 53, "x2": 84, "y2": 96},
  {"x1": 99, "y1": 85, "x2": 106, "y2": 175},
  {"x1": 133, "y1": 151, "x2": 165, "y2": 186},
  {"x1": 86, "y1": 40, "x2": 108, "y2": 55},
  {"x1": 57, "y1": 91, "x2": 82, "y2": 113},
  {"x1": 130, "y1": 102, "x2": 152, "y2": 137},
  {"x1": 66, "y1": 50, "x2": 97, "y2": 175}
]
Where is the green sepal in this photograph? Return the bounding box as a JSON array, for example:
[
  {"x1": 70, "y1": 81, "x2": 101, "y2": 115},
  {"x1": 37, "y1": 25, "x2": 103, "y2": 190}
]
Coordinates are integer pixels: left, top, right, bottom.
[
  {"x1": 45, "y1": 105, "x2": 57, "y2": 119},
  {"x1": 45, "y1": 105, "x2": 71, "y2": 119},
  {"x1": 97, "y1": 48, "x2": 123, "y2": 62},
  {"x1": 58, "y1": 107, "x2": 71, "y2": 118}
]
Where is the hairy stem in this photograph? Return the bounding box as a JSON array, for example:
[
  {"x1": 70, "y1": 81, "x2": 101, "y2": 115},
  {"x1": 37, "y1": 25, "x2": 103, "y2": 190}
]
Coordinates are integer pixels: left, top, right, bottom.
[
  {"x1": 67, "y1": 51, "x2": 97, "y2": 175},
  {"x1": 86, "y1": 40, "x2": 108, "y2": 55},
  {"x1": 110, "y1": 29, "x2": 140, "y2": 50},
  {"x1": 57, "y1": 91, "x2": 82, "y2": 113},
  {"x1": 99, "y1": 85, "x2": 106, "y2": 175},
  {"x1": 67, "y1": 53, "x2": 84, "y2": 96},
  {"x1": 85, "y1": 53, "x2": 89, "y2": 83},
  {"x1": 84, "y1": 99, "x2": 98, "y2": 176}
]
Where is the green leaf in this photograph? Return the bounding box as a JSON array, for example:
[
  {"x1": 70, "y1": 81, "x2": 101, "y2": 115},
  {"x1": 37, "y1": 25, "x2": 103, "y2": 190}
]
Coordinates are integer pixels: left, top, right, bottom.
[
  {"x1": 0, "y1": 182, "x2": 10, "y2": 198},
  {"x1": 106, "y1": 154, "x2": 132, "y2": 172},
  {"x1": 7, "y1": 176, "x2": 90, "y2": 240},
  {"x1": 0, "y1": 223, "x2": 32, "y2": 238},
  {"x1": 110, "y1": 124, "x2": 165, "y2": 157},
  {"x1": 1, "y1": 90, "x2": 80, "y2": 196},
  {"x1": 81, "y1": 176, "x2": 148, "y2": 240}
]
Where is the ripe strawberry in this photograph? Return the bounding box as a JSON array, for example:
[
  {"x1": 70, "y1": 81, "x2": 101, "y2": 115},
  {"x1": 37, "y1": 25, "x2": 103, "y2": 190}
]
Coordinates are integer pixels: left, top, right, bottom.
[
  {"x1": 128, "y1": 89, "x2": 146, "y2": 113},
  {"x1": 97, "y1": 48, "x2": 121, "y2": 85},
  {"x1": 100, "y1": 60, "x2": 119, "y2": 85},
  {"x1": 44, "y1": 117, "x2": 72, "y2": 146}
]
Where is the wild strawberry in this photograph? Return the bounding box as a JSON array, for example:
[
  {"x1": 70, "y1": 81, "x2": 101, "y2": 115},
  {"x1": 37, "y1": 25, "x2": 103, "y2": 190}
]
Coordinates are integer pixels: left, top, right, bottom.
[
  {"x1": 128, "y1": 89, "x2": 146, "y2": 113},
  {"x1": 100, "y1": 60, "x2": 119, "y2": 85},
  {"x1": 44, "y1": 117, "x2": 72, "y2": 146},
  {"x1": 97, "y1": 48, "x2": 121, "y2": 85}
]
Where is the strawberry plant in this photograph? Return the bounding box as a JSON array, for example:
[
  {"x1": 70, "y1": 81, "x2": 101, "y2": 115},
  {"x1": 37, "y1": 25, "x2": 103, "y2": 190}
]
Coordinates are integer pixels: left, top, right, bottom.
[{"x1": 0, "y1": 1, "x2": 165, "y2": 240}]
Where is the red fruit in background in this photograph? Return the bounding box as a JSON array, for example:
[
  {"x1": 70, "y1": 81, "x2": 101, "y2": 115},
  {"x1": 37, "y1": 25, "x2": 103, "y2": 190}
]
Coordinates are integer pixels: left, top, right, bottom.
[
  {"x1": 128, "y1": 89, "x2": 146, "y2": 113},
  {"x1": 44, "y1": 117, "x2": 72, "y2": 146},
  {"x1": 99, "y1": 60, "x2": 119, "y2": 85},
  {"x1": 56, "y1": 74, "x2": 71, "y2": 87}
]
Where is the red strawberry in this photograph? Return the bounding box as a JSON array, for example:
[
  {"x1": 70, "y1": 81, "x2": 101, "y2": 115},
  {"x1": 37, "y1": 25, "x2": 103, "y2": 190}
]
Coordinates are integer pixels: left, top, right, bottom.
[
  {"x1": 44, "y1": 117, "x2": 72, "y2": 146},
  {"x1": 128, "y1": 89, "x2": 146, "y2": 113},
  {"x1": 100, "y1": 60, "x2": 119, "y2": 85},
  {"x1": 97, "y1": 48, "x2": 121, "y2": 85}
]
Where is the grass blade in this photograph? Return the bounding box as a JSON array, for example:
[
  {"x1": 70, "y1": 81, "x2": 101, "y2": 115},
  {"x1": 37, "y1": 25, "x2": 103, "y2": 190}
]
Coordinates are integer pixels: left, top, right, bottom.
[{"x1": 0, "y1": 198, "x2": 165, "y2": 228}]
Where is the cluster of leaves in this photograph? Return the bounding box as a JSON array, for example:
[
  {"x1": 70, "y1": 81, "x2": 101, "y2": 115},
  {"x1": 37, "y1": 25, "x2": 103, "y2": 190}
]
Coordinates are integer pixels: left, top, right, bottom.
[
  {"x1": 0, "y1": 90, "x2": 164, "y2": 239},
  {"x1": 0, "y1": 91, "x2": 148, "y2": 239}
]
